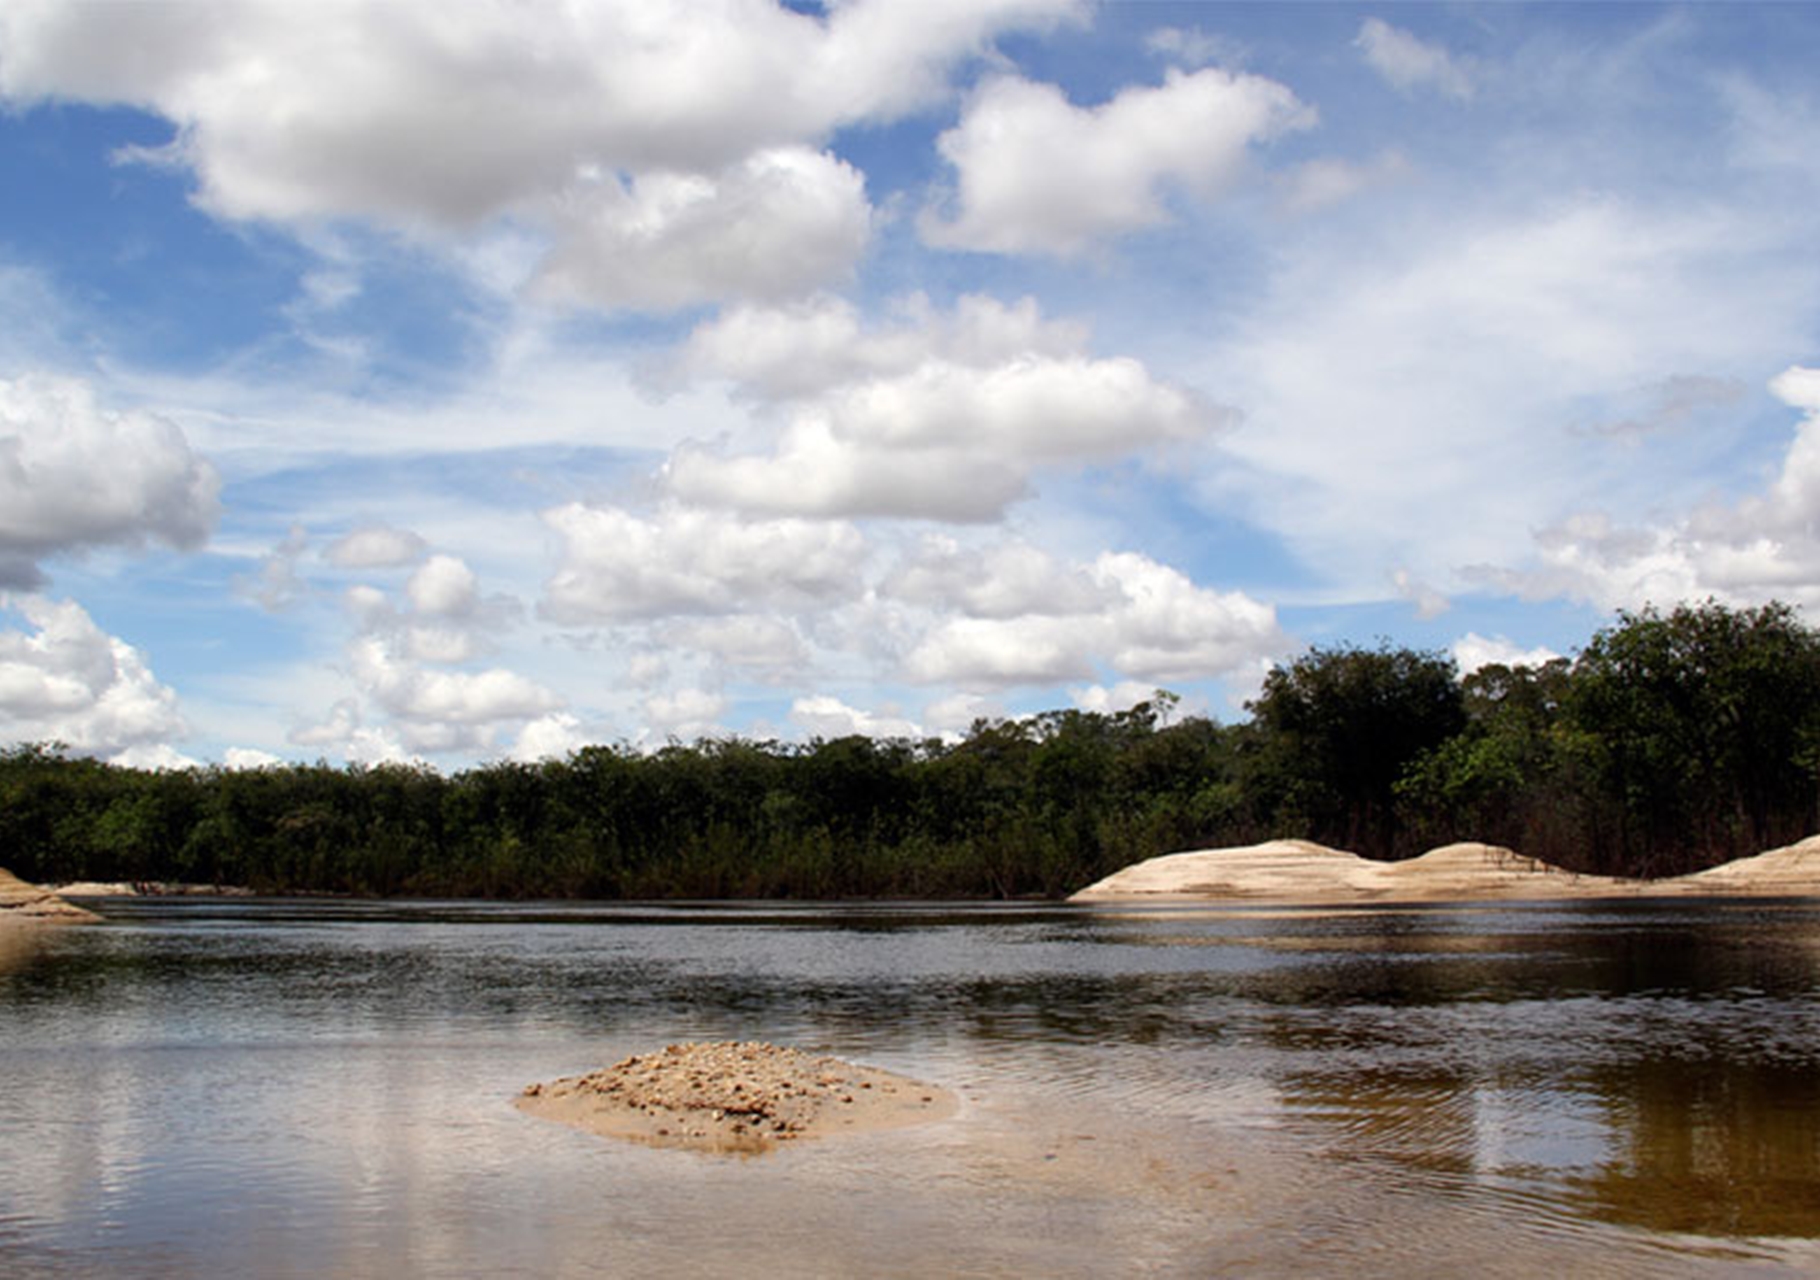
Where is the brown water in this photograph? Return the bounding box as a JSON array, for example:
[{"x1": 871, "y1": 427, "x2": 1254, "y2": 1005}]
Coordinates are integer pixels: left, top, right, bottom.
[{"x1": 2, "y1": 897, "x2": 1819, "y2": 1277}]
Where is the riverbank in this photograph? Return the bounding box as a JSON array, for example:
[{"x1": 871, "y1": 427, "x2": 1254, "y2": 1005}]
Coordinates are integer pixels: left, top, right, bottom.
[
  {"x1": 53, "y1": 881, "x2": 257, "y2": 898},
  {"x1": 0, "y1": 869, "x2": 99, "y2": 923},
  {"x1": 1069, "y1": 836, "x2": 1820, "y2": 904},
  {"x1": 517, "y1": 1040, "x2": 957, "y2": 1154}
]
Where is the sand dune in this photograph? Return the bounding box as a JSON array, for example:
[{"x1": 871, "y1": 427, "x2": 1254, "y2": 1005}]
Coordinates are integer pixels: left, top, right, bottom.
[
  {"x1": 1069, "y1": 836, "x2": 1820, "y2": 904},
  {"x1": 0, "y1": 868, "x2": 100, "y2": 922}
]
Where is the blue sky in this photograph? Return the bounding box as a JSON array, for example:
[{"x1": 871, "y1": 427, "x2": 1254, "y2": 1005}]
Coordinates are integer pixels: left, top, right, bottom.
[{"x1": 3, "y1": 1, "x2": 1819, "y2": 768}]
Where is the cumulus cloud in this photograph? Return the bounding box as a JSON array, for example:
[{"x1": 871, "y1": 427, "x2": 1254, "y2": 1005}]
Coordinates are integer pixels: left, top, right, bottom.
[
  {"x1": 657, "y1": 615, "x2": 809, "y2": 678},
  {"x1": 883, "y1": 535, "x2": 1111, "y2": 618},
  {"x1": 901, "y1": 550, "x2": 1284, "y2": 689},
  {"x1": 0, "y1": 0, "x2": 1077, "y2": 310},
  {"x1": 0, "y1": 374, "x2": 220, "y2": 587},
  {"x1": 0, "y1": 595, "x2": 188, "y2": 761},
  {"x1": 508, "y1": 711, "x2": 589, "y2": 762},
  {"x1": 324, "y1": 524, "x2": 427, "y2": 569},
  {"x1": 535, "y1": 148, "x2": 871, "y2": 310},
  {"x1": 406, "y1": 555, "x2": 480, "y2": 619},
  {"x1": 670, "y1": 292, "x2": 1088, "y2": 400},
  {"x1": 540, "y1": 502, "x2": 868, "y2": 624},
  {"x1": 665, "y1": 295, "x2": 1222, "y2": 521},
  {"x1": 345, "y1": 634, "x2": 562, "y2": 754},
  {"x1": 1356, "y1": 18, "x2": 1474, "y2": 100},
  {"x1": 641, "y1": 687, "x2": 727, "y2": 742},
  {"x1": 1451, "y1": 633, "x2": 1562, "y2": 674},
  {"x1": 922, "y1": 68, "x2": 1313, "y2": 255},
  {"x1": 921, "y1": 691, "x2": 1004, "y2": 736},
  {"x1": 1071, "y1": 681, "x2": 1165, "y2": 716},
  {"x1": 790, "y1": 694, "x2": 919, "y2": 740},
  {"x1": 342, "y1": 553, "x2": 521, "y2": 665},
  {"x1": 905, "y1": 614, "x2": 1097, "y2": 687}
]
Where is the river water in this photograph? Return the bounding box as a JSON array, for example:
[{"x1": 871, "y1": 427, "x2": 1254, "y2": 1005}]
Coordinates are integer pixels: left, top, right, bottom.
[{"x1": 3, "y1": 897, "x2": 1820, "y2": 1277}]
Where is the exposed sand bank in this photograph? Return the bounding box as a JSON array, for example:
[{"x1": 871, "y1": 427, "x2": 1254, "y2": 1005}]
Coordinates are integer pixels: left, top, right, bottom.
[
  {"x1": 1069, "y1": 836, "x2": 1820, "y2": 904},
  {"x1": 517, "y1": 1041, "x2": 957, "y2": 1154},
  {"x1": 53, "y1": 881, "x2": 255, "y2": 898},
  {"x1": 0, "y1": 868, "x2": 100, "y2": 923}
]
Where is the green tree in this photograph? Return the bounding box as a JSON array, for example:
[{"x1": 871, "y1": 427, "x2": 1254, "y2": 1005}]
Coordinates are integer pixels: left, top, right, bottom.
[
  {"x1": 1247, "y1": 643, "x2": 1466, "y2": 858},
  {"x1": 1565, "y1": 600, "x2": 1820, "y2": 873}
]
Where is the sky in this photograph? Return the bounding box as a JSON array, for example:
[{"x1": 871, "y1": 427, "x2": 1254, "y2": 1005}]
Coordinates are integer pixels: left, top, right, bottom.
[{"x1": 2, "y1": 1, "x2": 1820, "y2": 770}]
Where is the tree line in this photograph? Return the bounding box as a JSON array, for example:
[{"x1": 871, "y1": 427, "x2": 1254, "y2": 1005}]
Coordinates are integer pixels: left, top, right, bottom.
[{"x1": 4, "y1": 599, "x2": 1819, "y2": 898}]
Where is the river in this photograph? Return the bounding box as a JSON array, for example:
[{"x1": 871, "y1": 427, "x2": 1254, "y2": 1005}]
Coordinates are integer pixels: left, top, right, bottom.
[{"x1": 3, "y1": 896, "x2": 1819, "y2": 1277}]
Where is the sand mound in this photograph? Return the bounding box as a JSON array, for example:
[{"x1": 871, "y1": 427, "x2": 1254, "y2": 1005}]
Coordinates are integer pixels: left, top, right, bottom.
[
  {"x1": 1070, "y1": 836, "x2": 1820, "y2": 904},
  {"x1": 517, "y1": 1041, "x2": 957, "y2": 1154},
  {"x1": 0, "y1": 868, "x2": 99, "y2": 923}
]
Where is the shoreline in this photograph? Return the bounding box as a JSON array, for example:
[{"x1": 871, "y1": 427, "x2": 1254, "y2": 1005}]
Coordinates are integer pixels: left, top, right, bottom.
[{"x1": 1069, "y1": 836, "x2": 1820, "y2": 905}]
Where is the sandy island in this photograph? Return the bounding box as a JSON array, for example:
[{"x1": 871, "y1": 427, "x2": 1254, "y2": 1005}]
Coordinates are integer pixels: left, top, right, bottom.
[
  {"x1": 1069, "y1": 836, "x2": 1820, "y2": 904},
  {"x1": 517, "y1": 1041, "x2": 957, "y2": 1154}
]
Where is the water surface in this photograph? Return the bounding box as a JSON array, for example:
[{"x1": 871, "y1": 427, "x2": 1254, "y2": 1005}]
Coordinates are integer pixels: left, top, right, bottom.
[{"x1": 3, "y1": 897, "x2": 1819, "y2": 1276}]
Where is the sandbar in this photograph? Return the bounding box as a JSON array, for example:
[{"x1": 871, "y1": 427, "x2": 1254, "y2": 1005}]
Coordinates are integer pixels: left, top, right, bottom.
[
  {"x1": 0, "y1": 868, "x2": 100, "y2": 923},
  {"x1": 517, "y1": 1040, "x2": 957, "y2": 1154},
  {"x1": 1070, "y1": 836, "x2": 1820, "y2": 905}
]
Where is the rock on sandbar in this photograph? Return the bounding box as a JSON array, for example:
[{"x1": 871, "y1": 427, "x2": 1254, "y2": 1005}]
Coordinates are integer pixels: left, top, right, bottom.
[
  {"x1": 517, "y1": 1041, "x2": 957, "y2": 1154},
  {"x1": 1069, "y1": 836, "x2": 1820, "y2": 904}
]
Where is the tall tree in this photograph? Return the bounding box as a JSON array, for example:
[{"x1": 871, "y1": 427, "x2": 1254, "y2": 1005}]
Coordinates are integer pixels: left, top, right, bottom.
[{"x1": 1246, "y1": 644, "x2": 1466, "y2": 858}]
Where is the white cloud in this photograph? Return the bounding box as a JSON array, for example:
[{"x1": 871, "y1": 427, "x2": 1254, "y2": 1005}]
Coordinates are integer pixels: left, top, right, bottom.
[
  {"x1": 508, "y1": 712, "x2": 589, "y2": 763},
  {"x1": 1478, "y1": 367, "x2": 1820, "y2": 612},
  {"x1": 110, "y1": 742, "x2": 203, "y2": 771},
  {"x1": 641, "y1": 687, "x2": 727, "y2": 742},
  {"x1": 0, "y1": 374, "x2": 220, "y2": 587},
  {"x1": 406, "y1": 555, "x2": 480, "y2": 619},
  {"x1": 1278, "y1": 151, "x2": 1409, "y2": 213},
  {"x1": 902, "y1": 551, "x2": 1284, "y2": 689},
  {"x1": 922, "y1": 691, "x2": 1003, "y2": 735},
  {"x1": 1392, "y1": 568, "x2": 1451, "y2": 620},
  {"x1": 345, "y1": 634, "x2": 563, "y2": 754},
  {"x1": 1356, "y1": 18, "x2": 1474, "y2": 100},
  {"x1": 1144, "y1": 26, "x2": 1246, "y2": 70},
  {"x1": 0, "y1": 595, "x2": 188, "y2": 759},
  {"x1": 657, "y1": 615, "x2": 809, "y2": 678},
  {"x1": 534, "y1": 147, "x2": 871, "y2": 311},
  {"x1": 324, "y1": 524, "x2": 428, "y2": 569},
  {"x1": 540, "y1": 502, "x2": 868, "y2": 624},
  {"x1": 1451, "y1": 633, "x2": 1562, "y2": 674},
  {"x1": 922, "y1": 68, "x2": 1313, "y2": 255},
  {"x1": 1070, "y1": 681, "x2": 1161, "y2": 715},
  {"x1": 905, "y1": 614, "x2": 1097, "y2": 686},
  {"x1": 790, "y1": 694, "x2": 919, "y2": 740},
  {"x1": 223, "y1": 746, "x2": 284, "y2": 770},
  {"x1": 883, "y1": 535, "x2": 1110, "y2": 618},
  {"x1": 1203, "y1": 196, "x2": 1817, "y2": 594},
  {"x1": 1090, "y1": 552, "x2": 1285, "y2": 683},
  {"x1": 0, "y1": 0, "x2": 1077, "y2": 310},
  {"x1": 665, "y1": 294, "x2": 1220, "y2": 521},
  {"x1": 670, "y1": 292, "x2": 1087, "y2": 401},
  {"x1": 667, "y1": 420, "x2": 1031, "y2": 522},
  {"x1": 241, "y1": 525, "x2": 311, "y2": 612}
]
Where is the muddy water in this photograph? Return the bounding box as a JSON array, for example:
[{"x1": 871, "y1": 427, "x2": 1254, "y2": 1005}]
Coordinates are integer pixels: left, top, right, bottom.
[{"x1": 2, "y1": 897, "x2": 1819, "y2": 1276}]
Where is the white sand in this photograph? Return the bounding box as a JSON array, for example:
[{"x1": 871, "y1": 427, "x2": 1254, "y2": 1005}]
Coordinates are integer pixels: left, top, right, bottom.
[
  {"x1": 1069, "y1": 836, "x2": 1820, "y2": 904},
  {"x1": 0, "y1": 868, "x2": 100, "y2": 922}
]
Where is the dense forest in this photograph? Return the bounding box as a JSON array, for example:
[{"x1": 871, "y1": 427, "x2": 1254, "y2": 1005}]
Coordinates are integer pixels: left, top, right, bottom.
[{"x1": 5, "y1": 600, "x2": 1820, "y2": 899}]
